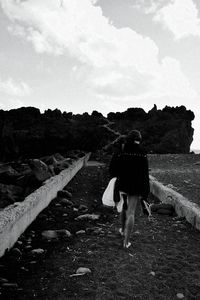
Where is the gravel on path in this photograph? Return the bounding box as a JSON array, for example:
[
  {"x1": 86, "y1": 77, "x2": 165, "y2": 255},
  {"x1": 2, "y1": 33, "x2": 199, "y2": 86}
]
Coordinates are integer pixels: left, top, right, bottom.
[{"x1": 0, "y1": 160, "x2": 200, "y2": 300}]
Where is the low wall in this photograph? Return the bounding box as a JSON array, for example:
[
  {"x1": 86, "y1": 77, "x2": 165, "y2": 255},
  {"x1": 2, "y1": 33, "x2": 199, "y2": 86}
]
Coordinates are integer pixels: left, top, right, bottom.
[
  {"x1": 0, "y1": 153, "x2": 90, "y2": 257},
  {"x1": 150, "y1": 175, "x2": 200, "y2": 231}
]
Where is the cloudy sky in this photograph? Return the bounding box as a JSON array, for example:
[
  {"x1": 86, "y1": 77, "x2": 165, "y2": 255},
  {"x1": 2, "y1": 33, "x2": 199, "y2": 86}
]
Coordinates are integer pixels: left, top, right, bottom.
[{"x1": 0, "y1": 0, "x2": 199, "y2": 149}]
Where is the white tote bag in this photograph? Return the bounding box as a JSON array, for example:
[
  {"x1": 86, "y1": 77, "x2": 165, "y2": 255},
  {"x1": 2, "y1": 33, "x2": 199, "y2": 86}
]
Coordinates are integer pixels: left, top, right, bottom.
[{"x1": 102, "y1": 177, "x2": 117, "y2": 207}]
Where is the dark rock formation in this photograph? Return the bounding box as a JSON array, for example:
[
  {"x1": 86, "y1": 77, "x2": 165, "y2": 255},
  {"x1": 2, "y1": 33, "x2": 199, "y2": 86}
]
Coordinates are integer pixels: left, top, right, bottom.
[
  {"x1": 0, "y1": 105, "x2": 195, "y2": 160},
  {"x1": 107, "y1": 105, "x2": 194, "y2": 154},
  {"x1": 0, "y1": 183, "x2": 24, "y2": 207},
  {"x1": 28, "y1": 159, "x2": 52, "y2": 182}
]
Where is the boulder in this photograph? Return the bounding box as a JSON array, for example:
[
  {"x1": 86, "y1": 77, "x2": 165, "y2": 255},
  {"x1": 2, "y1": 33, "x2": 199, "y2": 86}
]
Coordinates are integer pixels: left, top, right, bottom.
[
  {"x1": 10, "y1": 163, "x2": 32, "y2": 176},
  {"x1": 0, "y1": 183, "x2": 24, "y2": 208},
  {"x1": 40, "y1": 155, "x2": 58, "y2": 175},
  {"x1": 28, "y1": 159, "x2": 52, "y2": 182},
  {"x1": 54, "y1": 153, "x2": 65, "y2": 161},
  {"x1": 54, "y1": 159, "x2": 71, "y2": 174},
  {"x1": 16, "y1": 173, "x2": 41, "y2": 196},
  {"x1": 41, "y1": 155, "x2": 58, "y2": 166},
  {"x1": 0, "y1": 164, "x2": 19, "y2": 184}
]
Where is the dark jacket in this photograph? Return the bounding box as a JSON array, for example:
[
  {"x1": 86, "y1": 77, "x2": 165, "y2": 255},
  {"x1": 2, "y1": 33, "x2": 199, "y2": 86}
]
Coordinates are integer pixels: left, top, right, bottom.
[{"x1": 109, "y1": 141, "x2": 150, "y2": 198}]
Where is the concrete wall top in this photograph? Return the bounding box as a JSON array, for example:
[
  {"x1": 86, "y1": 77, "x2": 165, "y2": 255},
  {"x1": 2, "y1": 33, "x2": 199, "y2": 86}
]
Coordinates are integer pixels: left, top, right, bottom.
[{"x1": 150, "y1": 175, "x2": 200, "y2": 231}]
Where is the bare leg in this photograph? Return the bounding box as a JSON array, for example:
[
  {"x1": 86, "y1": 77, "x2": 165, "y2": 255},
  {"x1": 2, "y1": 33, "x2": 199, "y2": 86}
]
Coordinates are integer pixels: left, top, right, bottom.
[
  {"x1": 120, "y1": 206, "x2": 126, "y2": 234},
  {"x1": 119, "y1": 193, "x2": 127, "y2": 235},
  {"x1": 123, "y1": 195, "x2": 139, "y2": 248}
]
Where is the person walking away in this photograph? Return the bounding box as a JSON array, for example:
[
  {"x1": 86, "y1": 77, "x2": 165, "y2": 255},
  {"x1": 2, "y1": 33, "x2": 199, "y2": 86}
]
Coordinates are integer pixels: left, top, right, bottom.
[{"x1": 109, "y1": 130, "x2": 150, "y2": 248}]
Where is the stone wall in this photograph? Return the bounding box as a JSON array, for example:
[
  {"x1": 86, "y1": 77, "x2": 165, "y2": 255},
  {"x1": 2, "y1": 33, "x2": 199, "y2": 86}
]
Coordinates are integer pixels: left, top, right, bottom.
[
  {"x1": 150, "y1": 175, "x2": 200, "y2": 231},
  {"x1": 0, "y1": 153, "x2": 90, "y2": 257}
]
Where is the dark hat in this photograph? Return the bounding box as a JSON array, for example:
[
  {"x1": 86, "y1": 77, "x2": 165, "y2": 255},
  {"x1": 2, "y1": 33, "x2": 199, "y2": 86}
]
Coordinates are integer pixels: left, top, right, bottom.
[{"x1": 127, "y1": 130, "x2": 142, "y2": 142}]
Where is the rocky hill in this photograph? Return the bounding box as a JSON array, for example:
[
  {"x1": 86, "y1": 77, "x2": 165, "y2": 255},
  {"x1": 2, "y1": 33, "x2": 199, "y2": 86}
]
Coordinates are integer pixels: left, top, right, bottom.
[
  {"x1": 0, "y1": 105, "x2": 195, "y2": 161},
  {"x1": 107, "y1": 105, "x2": 194, "y2": 154}
]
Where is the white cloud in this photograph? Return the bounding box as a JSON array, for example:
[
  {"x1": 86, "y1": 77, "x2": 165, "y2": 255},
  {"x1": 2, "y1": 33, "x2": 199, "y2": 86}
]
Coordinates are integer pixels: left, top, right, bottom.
[
  {"x1": 154, "y1": 0, "x2": 200, "y2": 39},
  {"x1": 152, "y1": 57, "x2": 197, "y2": 98},
  {"x1": 132, "y1": 0, "x2": 167, "y2": 14},
  {"x1": 0, "y1": 77, "x2": 31, "y2": 97},
  {"x1": 8, "y1": 24, "x2": 26, "y2": 37},
  {"x1": 0, "y1": 0, "x2": 197, "y2": 104},
  {"x1": 88, "y1": 66, "x2": 153, "y2": 97}
]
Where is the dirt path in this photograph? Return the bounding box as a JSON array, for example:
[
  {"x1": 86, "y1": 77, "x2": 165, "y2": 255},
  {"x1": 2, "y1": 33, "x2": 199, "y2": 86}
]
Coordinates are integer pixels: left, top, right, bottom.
[{"x1": 1, "y1": 161, "x2": 200, "y2": 299}]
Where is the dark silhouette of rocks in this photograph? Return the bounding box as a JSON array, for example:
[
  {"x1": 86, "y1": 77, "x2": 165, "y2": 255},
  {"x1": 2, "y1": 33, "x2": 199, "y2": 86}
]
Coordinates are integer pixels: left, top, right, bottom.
[
  {"x1": 0, "y1": 107, "x2": 113, "y2": 161},
  {"x1": 0, "y1": 105, "x2": 195, "y2": 163},
  {"x1": 107, "y1": 105, "x2": 194, "y2": 154}
]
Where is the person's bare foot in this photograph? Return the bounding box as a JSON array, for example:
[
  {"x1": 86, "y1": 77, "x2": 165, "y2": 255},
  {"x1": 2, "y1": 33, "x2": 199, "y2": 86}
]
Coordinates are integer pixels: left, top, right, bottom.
[{"x1": 123, "y1": 241, "x2": 131, "y2": 248}]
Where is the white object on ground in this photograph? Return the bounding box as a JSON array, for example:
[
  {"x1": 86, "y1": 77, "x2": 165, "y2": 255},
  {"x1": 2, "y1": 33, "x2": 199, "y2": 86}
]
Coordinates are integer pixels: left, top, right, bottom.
[{"x1": 69, "y1": 267, "x2": 91, "y2": 277}]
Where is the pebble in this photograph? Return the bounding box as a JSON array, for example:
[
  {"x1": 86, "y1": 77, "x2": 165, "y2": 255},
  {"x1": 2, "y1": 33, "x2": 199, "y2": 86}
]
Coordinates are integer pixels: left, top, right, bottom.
[
  {"x1": 60, "y1": 198, "x2": 73, "y2": 206},
  {"x1": 75, "y1": 214, "x2": 100, "y2": 221},
  {"x1": 9, "y1": 248, "x2": 22, "y2": 259},
  {"x1": 56, "y1": 229, "x2": 72, "y2": 237},
  {"x1": 176, "y1": 293, "x2": 184, "y2": 299},
  {"x1": 42, "y1": 230, "x2": 58, "y2": 239},
  {"x1": 31, "y1": 248, "x2": 45, "y2": 255},
  {"x1": 69, "y1": 266, "x2": 92, "y2": 277},
  {"x1": 42, "y1": 229, "x2": 72, "y2": 239},
  {"x1": 76, "y1": 230, "x2": 86, "y2": 235},
  {"x1": 0, "y1": 278, "x2": 8, "y2": 284},
  {"x1": 76, "y1": 267, "x2": 91, "y2": 275},
  {"x1": 78, "y1": 205, "x2": 88, "y2": 212}
]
